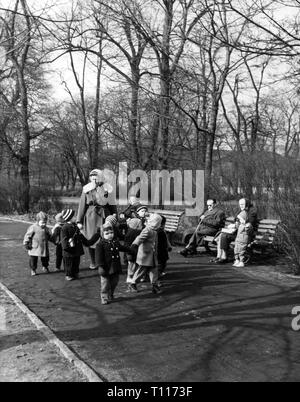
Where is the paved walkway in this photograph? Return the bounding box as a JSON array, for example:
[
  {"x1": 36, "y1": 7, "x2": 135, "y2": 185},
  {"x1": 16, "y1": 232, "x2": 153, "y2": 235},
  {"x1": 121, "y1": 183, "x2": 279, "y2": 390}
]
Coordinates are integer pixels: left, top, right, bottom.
[
  {"x1": 0, "y1": 285, "x2": 87, "y2": 382},
  {"x1": 1, "y1": 218, "x2": 300, "y2": 382}
]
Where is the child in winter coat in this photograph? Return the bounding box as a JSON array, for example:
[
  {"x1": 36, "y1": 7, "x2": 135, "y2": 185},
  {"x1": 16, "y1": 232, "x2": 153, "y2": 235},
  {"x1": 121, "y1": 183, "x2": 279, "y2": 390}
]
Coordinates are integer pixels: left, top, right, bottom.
[
  {"x1": 95, "y1": 222, "x2": 134, "y2": 305},
  {"x1": 127, "y1": 213, "x2": 162, "y2": 294},
  {"x1": 60, "y1": 209, "x2": 100, "y2": 281},
  {"x1": 157, "y1": 216, "x2": 172, "y2": 278},
  {"x1": 123, "y1": 218, "x2": 143, "y2": 286},
  {"x1": 233, "y1": 210, "x2": 254, "y2": 268},
  {"x1": 136, "y1": 205, "x2": 149, "y2": 228},
  {"x1": 23, "y1": 212, "x2": 54, "y2": 276},
  {"x1": 105, "y1": 215, "x2": 124, "y2": 241},
  {"x1": 52, "y1": 212, "x2": 64, "y2": 271}
]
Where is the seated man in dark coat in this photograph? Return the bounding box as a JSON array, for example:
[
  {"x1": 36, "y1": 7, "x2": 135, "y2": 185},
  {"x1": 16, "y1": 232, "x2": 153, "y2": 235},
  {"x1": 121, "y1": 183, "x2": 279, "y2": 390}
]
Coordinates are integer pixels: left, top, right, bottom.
[{"x1": 180, "y1": 199, "x2": 226, "y2": 257}]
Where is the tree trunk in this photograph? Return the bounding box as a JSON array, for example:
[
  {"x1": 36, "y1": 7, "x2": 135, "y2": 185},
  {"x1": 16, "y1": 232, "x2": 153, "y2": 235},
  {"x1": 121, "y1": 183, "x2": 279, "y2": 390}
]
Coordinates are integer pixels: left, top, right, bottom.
[
  {"x1": 129, "y1": 65, "x2": 141, "y2": 168},
  {"x1": 204, "y1": 99, "x2": 218, "y2": 198},
  {"x1": 18, "y1": 69, "x2": 30, "y2": 213}
]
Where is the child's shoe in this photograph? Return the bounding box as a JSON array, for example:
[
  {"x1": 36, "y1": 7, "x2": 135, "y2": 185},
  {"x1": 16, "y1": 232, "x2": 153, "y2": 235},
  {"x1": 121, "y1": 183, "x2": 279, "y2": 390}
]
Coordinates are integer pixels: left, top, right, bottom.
[
  {"x1": 236, "y1": 261, "x2": 245, "y2": 268},
  {"x1": 232, "y1": 260, "x2": 240, "y2": 267},
  {"x1": 31, "y1": 270, "x2": 37, "y2": 277},
  {"x1": 101, "y1": 299, "x2": 109, "y2": 305},
  {"x1": 127, "y1": 283, "x2": 138, "y2": 292},
  {"x1": 42, "y1": 267, "x2": 49, "y2": 273},
  {"x1": 126, "y1": 275, "x2": 133, "y2": 284},
  {"x1": 152, "y1": 284, "x2": 162, "y2": 294},
  {"x1": 65, "y1": 276, "x2": 74, "y2": 281}
]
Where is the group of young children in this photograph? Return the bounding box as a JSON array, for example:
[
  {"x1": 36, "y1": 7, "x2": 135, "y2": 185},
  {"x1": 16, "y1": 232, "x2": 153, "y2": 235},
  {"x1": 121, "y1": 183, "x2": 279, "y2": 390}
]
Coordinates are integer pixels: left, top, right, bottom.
[{"x1": 23, "y1": 204, "x2": 172, "y2": 305}]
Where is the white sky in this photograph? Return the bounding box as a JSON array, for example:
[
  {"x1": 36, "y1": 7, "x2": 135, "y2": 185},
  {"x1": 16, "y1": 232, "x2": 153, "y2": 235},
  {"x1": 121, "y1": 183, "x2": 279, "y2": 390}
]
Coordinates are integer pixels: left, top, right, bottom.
[{"x1": 1, "y1": 0, "x2": 299, "y2": 102}]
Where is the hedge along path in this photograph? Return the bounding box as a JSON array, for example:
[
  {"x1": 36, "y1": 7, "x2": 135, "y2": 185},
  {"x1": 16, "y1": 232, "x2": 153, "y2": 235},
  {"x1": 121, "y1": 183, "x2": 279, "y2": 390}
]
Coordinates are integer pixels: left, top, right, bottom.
[{"x1": 0, "y1": 217, "x2": 103, "y2": 383}]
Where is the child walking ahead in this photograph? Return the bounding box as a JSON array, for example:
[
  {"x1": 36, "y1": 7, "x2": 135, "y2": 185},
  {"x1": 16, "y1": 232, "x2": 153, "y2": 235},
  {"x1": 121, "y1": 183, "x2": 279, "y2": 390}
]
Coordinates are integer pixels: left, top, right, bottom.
[
  {"x1": 95, "y1": 222, "x2": 134, "y2": 305},
  {"x1": 23, "y1": 212, "x2": 54, "y2": 276}
]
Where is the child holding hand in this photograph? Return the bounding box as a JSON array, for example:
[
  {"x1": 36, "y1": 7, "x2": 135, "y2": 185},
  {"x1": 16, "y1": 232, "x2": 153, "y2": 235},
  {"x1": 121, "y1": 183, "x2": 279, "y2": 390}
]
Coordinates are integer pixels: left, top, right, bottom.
[
  {"x1": 95, "y1": 222, "x2": 134, "y2": 305},
  {"x1": 52, "y1": 212, "x2": 65, "y2": 271},
  {"x1": 23, "y1": 212, "x2": 54, "y2": 276}
]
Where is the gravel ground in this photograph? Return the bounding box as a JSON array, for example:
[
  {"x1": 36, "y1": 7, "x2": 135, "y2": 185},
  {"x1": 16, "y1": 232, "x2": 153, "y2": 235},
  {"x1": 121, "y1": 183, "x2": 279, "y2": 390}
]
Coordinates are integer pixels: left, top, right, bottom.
[{"x1": 0, "y1": 288, "x2": 87, "y2": 382}]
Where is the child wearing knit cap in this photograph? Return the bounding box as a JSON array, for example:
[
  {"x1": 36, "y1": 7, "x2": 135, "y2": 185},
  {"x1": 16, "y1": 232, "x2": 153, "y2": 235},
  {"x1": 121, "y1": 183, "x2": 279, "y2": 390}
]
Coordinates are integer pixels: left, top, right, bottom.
[
  {"x1": 61, "y1": 209, "x2": 101, "y2": 281},
  {"x1": 136, "y1": 205, "x2": 149, "y2": 228},
  {"x1": 23, "y1": 211, "x2": 54, "y2": 276},
  {"x1": 95, "y1": 222, "x2": 134, "y2": 304},
  {"x1": 105, "y1": 215, "x2": 124, "y2": 241},
  {"x1": 52, "y1": 212, "x2": 65, "y2": 271}
]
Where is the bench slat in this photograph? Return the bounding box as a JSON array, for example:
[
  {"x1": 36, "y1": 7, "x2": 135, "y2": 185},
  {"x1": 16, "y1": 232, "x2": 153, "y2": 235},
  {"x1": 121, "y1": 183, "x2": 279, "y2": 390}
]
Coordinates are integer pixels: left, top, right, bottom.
[
  {"x1": 257, "y1": 228, "x2": 276, "y2": 234},
  {"x1": 165, "y1": 226, "x2": 179, "y2": 232},
  {"x1": 149, "y1": 209, "x2": 184, "y2": 216},
  {"x1": 258, "y1": 225, "x2": 276, "y2": 230},
  {"x1": 165, "y1": 221, "x2": 180, "y2": 227},
  {"x1": 258, "y1": 219, "x2": 280, "y2": 225},
  {"x1": 148, "y1": 209, "x2": 184, "y2": 233},
  {"x1": 165, "y1": 218, "x2": 181, "y2": 223}
]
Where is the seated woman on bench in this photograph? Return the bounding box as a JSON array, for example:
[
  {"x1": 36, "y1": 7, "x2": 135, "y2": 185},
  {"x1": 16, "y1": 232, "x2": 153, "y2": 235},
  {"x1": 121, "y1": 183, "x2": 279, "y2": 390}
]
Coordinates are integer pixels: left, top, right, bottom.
[
  {"x1": 214, "y1": 198, "x2": 258, "y2": 264},
  {"x1": 180, "y1": 199, "x2": 226, "y2": 257}
]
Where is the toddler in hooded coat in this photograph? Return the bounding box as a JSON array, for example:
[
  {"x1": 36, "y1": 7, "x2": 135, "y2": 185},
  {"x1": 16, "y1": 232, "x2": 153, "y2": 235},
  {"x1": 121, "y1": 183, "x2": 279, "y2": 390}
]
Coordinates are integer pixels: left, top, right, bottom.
[
  {"x1": 233, "y1": 210, "x2": 254, "y2": 267},
  {"x1": 127, "y1": 213, "x2": 162, "y2": 294},
  {"x1": 123, "y1": 218, "x2": 143, "y2": 285},
  {"x1": 23, "y1": 212, "x2": 54, "y2": 276}
]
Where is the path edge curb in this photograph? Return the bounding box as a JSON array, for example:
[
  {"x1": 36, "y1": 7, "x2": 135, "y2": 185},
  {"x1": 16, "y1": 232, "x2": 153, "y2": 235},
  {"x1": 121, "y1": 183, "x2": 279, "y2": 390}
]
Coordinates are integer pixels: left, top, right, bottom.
[{"x1": 0, "y1": 281, "x2": 103, "y2": 383}]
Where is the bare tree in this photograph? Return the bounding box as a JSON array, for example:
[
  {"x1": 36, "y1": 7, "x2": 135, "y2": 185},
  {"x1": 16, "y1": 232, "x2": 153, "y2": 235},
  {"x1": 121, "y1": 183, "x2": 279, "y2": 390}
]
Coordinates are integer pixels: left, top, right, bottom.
[{"x1": 0, "y1": 0, "x2": 49, "y2": 212}]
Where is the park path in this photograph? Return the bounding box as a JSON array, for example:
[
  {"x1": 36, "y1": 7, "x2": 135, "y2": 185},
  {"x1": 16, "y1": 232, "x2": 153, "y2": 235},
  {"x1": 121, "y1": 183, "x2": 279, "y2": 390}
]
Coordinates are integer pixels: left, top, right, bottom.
[
  {"x1": 1, "y1": 218, "x2": 300, "y2": 382},
  {"x1": 0, "y1": 285, "x2": 87, "y2": 382}
]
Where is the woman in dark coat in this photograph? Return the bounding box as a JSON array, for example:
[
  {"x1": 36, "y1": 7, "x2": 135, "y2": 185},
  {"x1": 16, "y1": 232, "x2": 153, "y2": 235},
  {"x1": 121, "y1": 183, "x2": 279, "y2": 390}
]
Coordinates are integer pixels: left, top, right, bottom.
[{"x1": 215, "y1": 198, "x2": 258, "y2": 264}]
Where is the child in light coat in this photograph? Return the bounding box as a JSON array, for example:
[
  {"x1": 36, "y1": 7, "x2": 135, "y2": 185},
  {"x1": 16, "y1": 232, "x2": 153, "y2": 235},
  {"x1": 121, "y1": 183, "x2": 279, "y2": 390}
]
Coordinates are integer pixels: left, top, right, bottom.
[
  {"x1": 123, "y1": 218, "x2": 143, "y2": 286},
  {"x1": 23, "y1": 212, "x2": 54, "y2": 276},
  {"x1": 128, "y1": 213, "x2": 162, "y2": 294},
  {"x1": 233, "y1": 210, "x2": 253, "y2": 268}
]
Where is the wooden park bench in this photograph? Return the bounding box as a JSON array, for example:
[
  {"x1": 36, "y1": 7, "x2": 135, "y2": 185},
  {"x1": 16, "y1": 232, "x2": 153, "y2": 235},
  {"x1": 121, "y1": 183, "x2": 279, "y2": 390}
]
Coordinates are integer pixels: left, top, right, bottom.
[
  {"x1": 149, "y1": 208, "x2": 184, "y2": 244},
  {"x1": 183, "y1": 217, "x2": 281, "y2": 255}
]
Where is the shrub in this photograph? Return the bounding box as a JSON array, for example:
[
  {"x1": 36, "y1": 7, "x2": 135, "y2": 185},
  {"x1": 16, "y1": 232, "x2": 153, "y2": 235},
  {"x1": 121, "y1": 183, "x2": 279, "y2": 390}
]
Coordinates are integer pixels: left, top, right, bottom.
[
  {"x1": 0, "y1": 179, "x2": 24, "y2": 213},
  {"x1": 0, "y1": 183, "x2": 12, "y2": 213},
  {"x1": 273, "y1": 191, "x2": 300, "y2": 275},
  {"x1": 29, "y1": 186, "x2": 63, "y2": 215}
]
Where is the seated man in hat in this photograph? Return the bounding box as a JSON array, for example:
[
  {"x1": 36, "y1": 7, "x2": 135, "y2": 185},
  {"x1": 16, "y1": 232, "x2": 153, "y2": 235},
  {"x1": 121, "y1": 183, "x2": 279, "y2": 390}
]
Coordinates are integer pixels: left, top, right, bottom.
[{"x1": 180, "y1": 199, "x2": 226, "y2": 257}]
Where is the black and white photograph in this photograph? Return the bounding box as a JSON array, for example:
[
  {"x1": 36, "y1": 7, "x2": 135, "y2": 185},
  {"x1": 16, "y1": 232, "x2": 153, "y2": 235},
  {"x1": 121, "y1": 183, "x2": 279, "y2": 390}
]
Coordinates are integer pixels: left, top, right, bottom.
[{"x1": 0, "y1": 0, "x2": 300, "y2": 386}]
